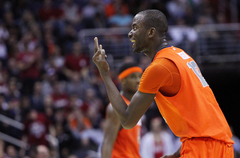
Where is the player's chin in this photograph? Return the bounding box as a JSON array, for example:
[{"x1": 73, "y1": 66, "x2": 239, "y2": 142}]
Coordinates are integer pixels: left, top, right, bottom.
[
  {"x1": 133, "y1": 48, "x2": 142, "y2": 54},
  {"x1": 133, "y1": 45, "x2": 145, "y2": 54}
]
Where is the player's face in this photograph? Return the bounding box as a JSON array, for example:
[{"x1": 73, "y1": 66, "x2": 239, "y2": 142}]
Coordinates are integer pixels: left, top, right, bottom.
[
  {"x1": 128, "y1": 14, "x2": 148, "y2": 54},
  {"x1": 150, "y1": 118, "x2": 162, "y2": 132},
  {"x1": 124, "y1": 72, "x2": 142, "y2": 93}
]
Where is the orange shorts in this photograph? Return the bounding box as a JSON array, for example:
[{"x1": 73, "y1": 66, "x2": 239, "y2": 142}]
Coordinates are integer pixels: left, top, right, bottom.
[{"x1": 180, "y1": 137, "x2": 234, "y2": 158}]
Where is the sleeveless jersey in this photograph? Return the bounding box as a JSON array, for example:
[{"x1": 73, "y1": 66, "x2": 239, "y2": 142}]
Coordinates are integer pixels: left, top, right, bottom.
[
  {"x1": 111, "y1": 95, "x2": 141, "y2": 158},
  {"x1": 139, "y1": 46, "x2": 234, "y2": 144}
]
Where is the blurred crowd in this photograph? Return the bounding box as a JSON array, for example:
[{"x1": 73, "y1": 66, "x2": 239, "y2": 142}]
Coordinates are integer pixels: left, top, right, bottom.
[{"x1": 0, "y1": 0, "x2": 239, "y2": 158}]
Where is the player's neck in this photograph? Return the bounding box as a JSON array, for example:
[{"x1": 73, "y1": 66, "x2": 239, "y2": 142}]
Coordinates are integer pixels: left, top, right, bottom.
[
  {"x1": 145, "y1": 37, "x2": 168, "y2": 61},
  {"x1": 157, "y1": 39, "x2": 168, "y2": 51}
]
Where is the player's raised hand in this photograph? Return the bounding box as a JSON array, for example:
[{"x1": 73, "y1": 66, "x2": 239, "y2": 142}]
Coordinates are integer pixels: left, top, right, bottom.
[{"x1": 92, "y1": 37, "x2": 110, "y2": 73}]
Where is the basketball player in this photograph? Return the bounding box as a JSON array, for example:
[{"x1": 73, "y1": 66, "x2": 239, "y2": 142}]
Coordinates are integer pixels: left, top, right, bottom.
[
  {"x1": 101, "y1": 63, "x2": 142, "y2": 158},
  {"x1": 93, "y1": 9, "x2": 234, "y2": 158}
]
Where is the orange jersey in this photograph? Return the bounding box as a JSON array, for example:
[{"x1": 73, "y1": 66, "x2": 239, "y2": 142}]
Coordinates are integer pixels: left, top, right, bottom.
[
  {"x1": 111, "y1": 95, "x2": 141, "y2": 158},
  {"x1": 181, "y1": 137, "x2": 234, "y2": 157},
  {"x1": 139, "y1": 46, "x2": 234, "y2": 144}
]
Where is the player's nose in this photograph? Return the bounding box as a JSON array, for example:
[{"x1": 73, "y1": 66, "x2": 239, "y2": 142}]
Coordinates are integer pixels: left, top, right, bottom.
[{"x1": 128, "y1": 30, "x2": 133, "y2": 38}]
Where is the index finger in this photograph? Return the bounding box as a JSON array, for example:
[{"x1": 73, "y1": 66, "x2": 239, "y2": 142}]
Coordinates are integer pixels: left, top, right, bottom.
[{"x1": 94, "y1": 37, "x2": 99, "y2": 53}]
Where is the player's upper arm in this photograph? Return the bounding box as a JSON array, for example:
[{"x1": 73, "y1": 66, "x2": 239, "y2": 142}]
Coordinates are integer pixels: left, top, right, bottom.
[
  {"x1": 123, "y1": 90, "x2": 156, "y2": 129},
  {"x1": 139, "y1": 58, "x2": 180, "y2": 96},
  {"x1": 102, "y1": 104, "x2": 121, "y2": 145},
  {"x1": 139, "y1": 59, "x2": 174, "y2": 94}
]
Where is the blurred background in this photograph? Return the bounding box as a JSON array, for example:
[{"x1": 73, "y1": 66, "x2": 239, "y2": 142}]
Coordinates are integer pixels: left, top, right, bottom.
[{"x1": 0, "y1": 0, "x2": 239, "y2": 157}]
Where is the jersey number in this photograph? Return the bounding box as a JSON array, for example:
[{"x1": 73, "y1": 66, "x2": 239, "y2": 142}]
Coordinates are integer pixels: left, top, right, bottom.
[{"x1": 187, "y1": 61, "x2": 209, "y2": 87}]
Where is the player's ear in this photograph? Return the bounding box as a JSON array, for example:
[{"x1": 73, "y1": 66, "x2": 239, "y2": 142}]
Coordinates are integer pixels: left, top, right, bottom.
[{"x1": 148, "y1": 27, "x2": 156, "y2": 38}]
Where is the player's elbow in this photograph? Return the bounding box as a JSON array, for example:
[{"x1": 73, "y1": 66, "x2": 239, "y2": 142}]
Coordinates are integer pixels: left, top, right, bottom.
[
  {"x1": 122, "y1": 125, "x2": 133, "y2": 129},
  {"x1": 119, "y1": 111, "x2": 139, "y2": 129},
  {"x1": 121, "y1": 120, "x2": 136, "y2": 129}
]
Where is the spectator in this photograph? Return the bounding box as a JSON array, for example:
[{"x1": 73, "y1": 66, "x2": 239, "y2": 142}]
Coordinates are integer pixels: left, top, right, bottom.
[
  {"x1": 92, "y1": 11, "x2": 108, "y2": 28},
  {"x1": 68, "y1": 155, "x2": 77, "y2": 158},
  {"x1": 17, "y1": 31, "x2": 37, "y2": 53},
  {"x1": 16, "y1": 34, "x2": 42, "y2": 95},
  {"x1": 20, "y1": 95, "x2": 31, "y2": 122},
  {"x1": 44, "y1": 99, "x2": 54, "y2": 124},
  {"x1": 0, "y1": 98, "x2": 22, "y2": 139},
  {"x1": 36, "y1": 145, "x2": 50, "y2": 158},
  {"x1": 82, "y1": 0, "x2": 105, "y2": 29},
  {"x1": 5, "y1": 99, "x2": 21, "y2": 122},
  {"x1": 23, "y1": 145, "x2": 37, "y2": 158},
  {"x1": 183, "y1": 6, "x2": 198, "y2": 26},
  {"x1": 38, "y1": 0, "x2": 64, "y2": 39},
  {"x1": 41, "y1": 72, "x2": 56, "y2": 97},
  {"x1": 5, "y1": 77, "x2": 21, "y2": 102},
  {"x1": 20, "y1": 10, "x2": 37, "y2": 35},
  {"x1": 58, "y1": 24, "x2": 77, "y2": 54},
  {"x1": 63, "y1": 41, "x2": 90, "y2": 80},
  {"x1": 84, "y1": 88, "x2": 104, "y2": 114},
  {"x1": 3, "y1": 11, "x2": 20, "y2": 39},
  {"x1": 60, "y1": 0, "x2": 82, "y2": 26},
  {"x1": 168, "y1": 18, "x2": 198, "y2": 57},
  {"x1": 108, "y1": 6, "x2": 133, "y2": 27},
  {"x1": 29, "y1": 22, "x2": 42, "y2": 44},
  {"x1": 0, "y1": 24, "x2": 9, "y2": 65},
  {"x1": 66, "y1": 72, "x2": 91, "y2": 99},
  {"x1": 45, "y1": 45, "x2": 65, "y2": 80},
  {"x1": 0, "y1": 94, "x2": 21, "y2": 140},
  {"x1": 166, "y1": 0, "x2": 188, "y2": 24},
  {"x1": 29, "y1": 81, "x2": 45, "y2": 113},
  {"x1": 50, "y1": 81, "x2": 69, "y2": 110},
  {"x1": 216, "y1": 13, "x2": 227, "y2": 24},
  {"x1": 6, "y1": 43, "x2": 19, "y2": 77},
  {"x1": 0, "y1": 140, "x2": 6, "y2": 158},
  {"x1": 0, "y1": 61, "x2": 8, "y2": 95},
  {"x1": 55, "y1": 121, "x2": 81, "y2": 158},
  {"x1": 140, "y1": 117, "x2": 177, "y2": 158},
  {"x1": 198, "y1": 2, "x2": 216, "y2": 24},
  {"x1": 5, "y1": 145, "x2": 18, "y2": 158},
  {"x1": 22, "y1": 109, "x2": 55, "y2": 147},
  {"x1": 42, "y1": 30, "x2": 57, "y2": 58},
  {"x1": 67, "y1": 102, "x2": 92, "y2": 134},
  {"x1": 231, "y1": 127, "x2": 240, "y2": 157},
  {"x1": 38, "y1": 0, "x2": 63, "y2": 23},
  {"x1": 66, "y1": 104, "x2": 94, "y2": 156},
  {"x1": 104, "y1": 0, "x2": 130, "y2": 18}
]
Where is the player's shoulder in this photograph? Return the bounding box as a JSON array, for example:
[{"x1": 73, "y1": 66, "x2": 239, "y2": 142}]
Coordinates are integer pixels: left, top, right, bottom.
[
  {"x1": 105, "y1": 103, "x2": 120, "y2": 124},
  {"x1": 106, "y1": 103, "x2": 114, "y2": 112},
  {"x1": 106, "y1": 103, "x2": 117, "y2": 117},
  {"x1": 145, "y1": 58, "x2": 173, "y2": 73}
]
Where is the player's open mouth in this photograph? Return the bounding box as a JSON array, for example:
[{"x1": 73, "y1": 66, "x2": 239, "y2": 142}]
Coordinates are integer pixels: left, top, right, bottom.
[{"x1": 130, "y1": 39, "x2": 136, "y2": 48}]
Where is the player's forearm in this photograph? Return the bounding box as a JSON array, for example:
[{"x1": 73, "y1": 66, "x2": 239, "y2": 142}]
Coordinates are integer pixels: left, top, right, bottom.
[
  {"x1": 101, "y1": 143, "x2": 113, "y2": 158},
  {"x1": 100, "y1": 71, "x2": 131, "y2": 128},
  {"x1": 101, "y1": 137, "x2": 116, "y2": 158}
]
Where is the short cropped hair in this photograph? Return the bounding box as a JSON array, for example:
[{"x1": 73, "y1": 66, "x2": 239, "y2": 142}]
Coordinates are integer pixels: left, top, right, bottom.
[
  {"x1": 118, "y1": 62, "x2": 139, "y2": 75},
  {"x1": 138, "y1": 9, "x2": 168, "y2": 35}
]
